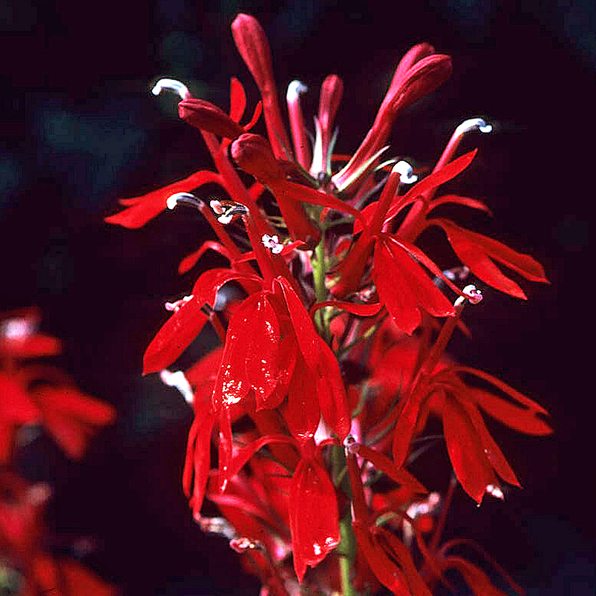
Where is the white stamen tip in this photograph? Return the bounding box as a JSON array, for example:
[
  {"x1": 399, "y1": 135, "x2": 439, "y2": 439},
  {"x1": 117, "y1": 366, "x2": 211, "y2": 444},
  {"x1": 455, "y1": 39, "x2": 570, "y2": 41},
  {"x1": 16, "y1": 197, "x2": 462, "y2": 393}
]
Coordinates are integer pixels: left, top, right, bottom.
[
  {"x1": 151, "y1": 78, "x2": 189, "y2": 100},
  {"x1": 261, "y1": 234, "x2": 283, "y2": 254},
  {"x1": 0, "y1": 317, "x2": 36, "y2": 341},
  {"x1": 160, "y1": 369, "x2": 194, "y2": 404},
  {"x1": 394, "y1": 160, "x2": 418, "y2": 184},
  {"x1": 166, "y1": 195, "x2": 180, "y2": 210},
  {"x1": 463, "y1": 284, "x2": 483, "y2": 304},
  {"x1": 209, "y1": 199, "x2": 247, "y2": 224},
  {"x1": 286, "y1": 80, "x2": 308, "y2": 101},
  {"x1": 486, "y1": 484, "x2": 504, "y2": 500},
  {"x1": 164, "y1": 295, "x2": 193, "y2": 312},
  {"x1": 455, "y1": 118, "x2": 493, "y2": 137}
]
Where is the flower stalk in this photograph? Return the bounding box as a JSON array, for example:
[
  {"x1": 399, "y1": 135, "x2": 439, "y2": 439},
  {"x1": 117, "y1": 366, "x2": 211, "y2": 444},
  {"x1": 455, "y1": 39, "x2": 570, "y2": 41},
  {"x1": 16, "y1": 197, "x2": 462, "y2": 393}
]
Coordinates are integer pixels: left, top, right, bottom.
[{"x1": 106, "y1": 12, "x2": 550, "y2": 595}]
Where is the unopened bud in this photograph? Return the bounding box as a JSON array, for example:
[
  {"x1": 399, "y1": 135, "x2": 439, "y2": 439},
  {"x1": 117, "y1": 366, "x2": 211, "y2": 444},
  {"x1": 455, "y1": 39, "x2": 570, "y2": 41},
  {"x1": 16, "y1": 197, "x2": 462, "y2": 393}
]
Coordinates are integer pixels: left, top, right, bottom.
[
  {"x1": 231, "y1": 133, "x2": 284, "y2": 184},
  {"x1": 179, "y1": 98, "x2": 244, "y2": 139}
]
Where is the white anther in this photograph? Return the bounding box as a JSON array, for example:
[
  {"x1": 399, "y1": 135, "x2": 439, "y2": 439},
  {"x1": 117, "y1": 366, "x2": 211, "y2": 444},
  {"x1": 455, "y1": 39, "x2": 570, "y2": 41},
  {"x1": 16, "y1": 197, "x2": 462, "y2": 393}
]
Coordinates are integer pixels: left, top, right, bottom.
[
  {"x1": 286, "y1": 80, "x2": 308, "y2": 102},
  {"x1": 167, "y1": 192, "x2": 202, "y2": 211},
  {"x1": 160, "y1": 369, "x2": 194, "y2": 405},
  {"x1": 151, "y1": 78, "x2": 190, "y2": 100},
  {"x1": 486, "y1": 484, "x2": 504, "y2": 500},
  {"x1": 164, "y1": 295, "x2": 193, "y2": 312},
  {"x1": 209, "y1": 199, "x2": 247, "y2": 224},
  {"x1": 261, "y1": 234, "x2": 283, "y2": 254},
  {"x1": 394, "y1": 160, "x2": 418, "y2": 184},
  {"x1": 454, "y1": 118, "x2": 493, "y2": 138},
  {"x1": 463, "y1": 284, "x2": 483, "y2": 304},
  {"x1": 0, "y1": 317, "x2": 35, "y2": 340}
]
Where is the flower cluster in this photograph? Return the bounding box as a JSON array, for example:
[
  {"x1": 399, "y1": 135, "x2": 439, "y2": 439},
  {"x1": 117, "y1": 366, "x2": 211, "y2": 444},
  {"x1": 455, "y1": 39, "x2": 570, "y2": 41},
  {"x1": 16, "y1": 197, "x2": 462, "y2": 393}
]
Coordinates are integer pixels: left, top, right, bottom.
[
  {"x1": 107, "y1": 13, "x2": 550, "y2": 596},
  {"x1": 0, "y1": 308, "x2": 116, "y2": 595}
]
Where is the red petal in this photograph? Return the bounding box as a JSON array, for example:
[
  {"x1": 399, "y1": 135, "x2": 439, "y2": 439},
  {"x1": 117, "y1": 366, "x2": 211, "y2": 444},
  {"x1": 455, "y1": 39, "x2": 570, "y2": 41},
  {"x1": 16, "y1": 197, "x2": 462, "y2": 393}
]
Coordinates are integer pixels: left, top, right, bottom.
[
  {"x1": 229, "y1": 76, "x2": 246, "y2": 123},
  {"x1": 315, "y1": 340, "x2": 351, "y2": 441},
  {"x1": 432, "y1": 219, "x2": 548, "y2": 298},
  {"x1": 34, "y1": 385, "x2": 115, "y2": 425},
  {"x1": 244, "y1": 294, "x2": 282, "y2": 408},
  {"x1": 429, "y1": 194, "x2": 493, "y2": 215},
  {"x1": 289, "y1": 457, "x2": 340, "y2": 582},
  {"x1": 352, "y1": 522, "x2": 410, "y2": 594},
  {"x1": 445, "y1": 556, "x2": 511, "y2": 596},
  {"x1": 470, "y1": 388, "x2": 552, "y2": 435},
  {"x1": 105, "y1": 170, "x2": 222, "y2": 229},
  {"x1": 355, "y1": 444, "x2": 427, "y2": 494},
  {"x1": 178, "y1": 241, "x2": 233, "y2": 274},
  {"x1": 310, "y1": 300, "x2": 382, "y2": 318},
  {"x1": 0, "y1": 373, "x2": 40, "y2": 422},
  {"x1": 142, "y1": 298, "x2": 208, "y2": 374},
  {"x1": 275, "y1": 277, "x2": 321, "y2": 370},
  {"x1": 373, "y1": 240, "x2": 421, "y2": 334},
  {"x1": 460, "y1": 400, "x2": 520, "y2": 487},
  {"x1": 282, "y1": 356, "x2": 320, "y2": 443},
  {"x1": 183, "y1": 406, "x2": 216, "y2": 517},
  {"x1": 212, "y1": 294, "x2": 263, "y2": 411},
  {"x1": 191, "y1": 268, "x2": 262, "y2": 308},
  {"x1": 386, "y1": 150, "x2": 478, "y2": 224},
  {"x1": 373, "y1": 527, "x2": 434, "y2": 596},
  {"x1": 443, "y1": 397, "x2": 496, "y2": 503},
  {"x1": 453, "y1": 366, "x2": 550, "y2": 416}
]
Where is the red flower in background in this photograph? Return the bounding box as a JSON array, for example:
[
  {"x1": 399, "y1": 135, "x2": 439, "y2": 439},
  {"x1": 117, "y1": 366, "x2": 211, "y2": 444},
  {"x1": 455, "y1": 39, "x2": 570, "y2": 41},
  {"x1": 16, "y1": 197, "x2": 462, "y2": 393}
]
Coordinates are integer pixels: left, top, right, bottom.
[{"x1": 0, "y1": 309, "x2": 115, "y2": 462}]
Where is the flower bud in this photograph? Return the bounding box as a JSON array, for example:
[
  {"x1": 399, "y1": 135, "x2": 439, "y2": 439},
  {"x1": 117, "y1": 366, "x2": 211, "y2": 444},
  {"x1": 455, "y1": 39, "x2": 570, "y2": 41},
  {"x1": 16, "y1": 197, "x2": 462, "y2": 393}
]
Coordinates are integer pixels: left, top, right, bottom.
[
  {"x1": 178, "y1": 99, "x2": 244, "y2": 139},
  {"x1": 231, "y1": 133, "x2": 284, "y2": 184}
]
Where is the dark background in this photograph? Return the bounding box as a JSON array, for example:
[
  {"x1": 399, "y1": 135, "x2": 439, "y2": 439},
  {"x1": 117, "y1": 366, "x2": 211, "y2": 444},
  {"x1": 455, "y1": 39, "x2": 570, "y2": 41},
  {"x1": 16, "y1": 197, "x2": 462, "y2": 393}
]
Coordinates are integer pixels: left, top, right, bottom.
[{"x1": 1, "y1": 0, "x2": 593, "y2": 594}]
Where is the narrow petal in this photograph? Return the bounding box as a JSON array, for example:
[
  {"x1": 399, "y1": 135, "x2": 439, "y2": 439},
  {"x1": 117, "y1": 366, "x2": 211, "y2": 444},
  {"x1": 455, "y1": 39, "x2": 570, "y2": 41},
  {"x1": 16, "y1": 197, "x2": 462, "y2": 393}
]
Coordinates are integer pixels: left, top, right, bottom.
[
  {"x1": 229, "y1": 77, "x2": 247, "y2": 123},
  {"x1": 470, "y1": 388, "x2": 552, "y2": 435},
  {"x1": 178, "y1": 98, "x2": 244, "y2": 138},
  {"x1": 105, "y1": 170, "x2": 222, "y2": 229},
  {"x1": 432, "y1": 219, "x2": 548, "y2": 299},
  {"x1": 315, "y1": 340, "x2": 351, "y2": 441},
  {"x1": 443, "y1": 397, "x2": 496, "y2": 503},
  {"x1": 460, "y1": 399, "x2": 520, "y2": 487},
  {"x1": 289, "y1": 457, "x2": 340, "y2": 582},
  {"x1": 143, "y1": 298, "x2": 208, "y2": 375}
]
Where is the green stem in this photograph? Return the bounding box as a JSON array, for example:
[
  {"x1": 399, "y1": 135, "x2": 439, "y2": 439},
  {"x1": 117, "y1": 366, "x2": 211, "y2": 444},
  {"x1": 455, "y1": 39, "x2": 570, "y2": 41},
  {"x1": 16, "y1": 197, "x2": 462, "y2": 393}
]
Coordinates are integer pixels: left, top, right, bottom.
[{"x1": 313, "y1": 235, "x2": 331, "y2": 342}]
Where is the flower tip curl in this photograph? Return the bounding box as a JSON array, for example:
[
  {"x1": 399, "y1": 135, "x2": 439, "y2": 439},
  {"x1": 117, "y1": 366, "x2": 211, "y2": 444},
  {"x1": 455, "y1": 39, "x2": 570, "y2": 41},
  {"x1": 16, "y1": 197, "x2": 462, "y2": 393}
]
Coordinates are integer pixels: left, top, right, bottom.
[
  {"x1": 455, "y1": 117, "x2": 492, "y2": 138},
  {"x1": 160, "y1": 369, "x2": 194, "y2": 404},
  {"x1": 286, "y1": 80, "x2": 308, "y2": 102},
  {"x1": 394, "y1": 160, "x2": 418, "y2": 184},
  {"x1": 151, "y1": 78, "x2": 190, "y2": 100}
]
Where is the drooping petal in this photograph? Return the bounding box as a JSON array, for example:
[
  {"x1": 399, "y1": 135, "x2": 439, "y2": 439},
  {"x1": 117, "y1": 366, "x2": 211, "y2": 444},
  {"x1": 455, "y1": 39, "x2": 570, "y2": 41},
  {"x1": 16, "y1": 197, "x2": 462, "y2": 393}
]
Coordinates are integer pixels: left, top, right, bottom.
[
  {"x1": 443, "y1": 397, "x2": 496, "y2": 503},
  {"x1": 183, "y1": 404, "x2": 216, "y2": 517},
  {"x1": 212, "y1": 293, "x2": 265, "y2": 411},
  {"x1": 470, "y1": 388, "x2": 552, "y2": 435},
  {"x1": 275, "y1": 277, "x2": 321, "y2": 370},
  {"x1": 460, "y1": 400, "x2": 520, "y2": 487},
  {"x1": 282, "y1": 355, "x2": 320, "y2": 443},
  {"x1": 143, "y1": 298, "x2": 208, "y2": 375},
  {"x1": 444, "y1": 556, "x2": 512, "y2": 596},
  {"x1": 431, "y1": 219, "x2": 548, "y2": 299},
  {"x1": 289, "y1": 456, "x2": 340, "y2": 582},
  {"x1": 244, "y1": 293, "x2": 282, "y2": 408},
  {"x1": 178, "y1": 241, "x2": 233, "y2": 274},
  {"x1": 315, "y1": 339, "x2": 351, "y2": 441}
]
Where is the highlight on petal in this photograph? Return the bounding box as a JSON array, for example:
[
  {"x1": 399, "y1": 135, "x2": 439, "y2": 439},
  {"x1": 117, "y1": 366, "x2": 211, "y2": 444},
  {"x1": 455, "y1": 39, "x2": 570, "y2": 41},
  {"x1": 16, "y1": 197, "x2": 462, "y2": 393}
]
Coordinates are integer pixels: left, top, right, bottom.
[
  {"x1": 143, "y1": 297, "x2": 208, "y2": 375},
  {"x1": 289, "y1": 457, "x2": 340, "y2": 582}
]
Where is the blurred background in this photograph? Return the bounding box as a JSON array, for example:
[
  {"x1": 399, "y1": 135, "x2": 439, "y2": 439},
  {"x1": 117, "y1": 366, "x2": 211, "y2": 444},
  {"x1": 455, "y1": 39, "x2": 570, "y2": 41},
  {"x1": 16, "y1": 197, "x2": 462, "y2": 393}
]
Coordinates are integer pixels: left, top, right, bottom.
[{"x1": 1, "y1": 0, "x2": 593, "y2": 594}]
